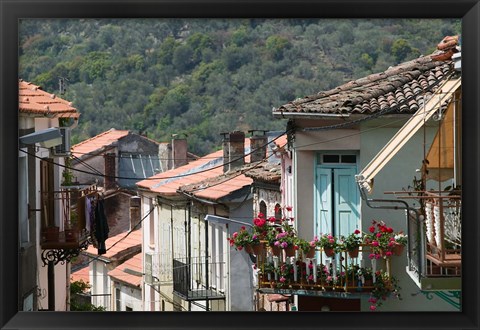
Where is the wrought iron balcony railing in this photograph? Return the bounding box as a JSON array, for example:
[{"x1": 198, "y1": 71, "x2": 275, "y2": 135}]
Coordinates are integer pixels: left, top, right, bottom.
[{"x1": 172, "y1": 257, "x2": 226, "y2": 301}]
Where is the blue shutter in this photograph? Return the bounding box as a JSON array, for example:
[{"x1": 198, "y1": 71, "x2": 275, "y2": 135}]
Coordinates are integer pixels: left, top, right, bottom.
[
  {"x1": 315, "y1": 168, "x2": 332, "y2": 237},
  {"x1": 334, "y1": 167, "x2": 360, "y2": 238}
]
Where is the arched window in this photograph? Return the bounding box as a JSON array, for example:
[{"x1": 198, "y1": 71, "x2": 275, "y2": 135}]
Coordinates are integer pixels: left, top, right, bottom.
[
  {"x1": 274, "y1": 203, "x2": 282, "y2": 220},
  {"x1": 259, "y1": 201, "x2": 267, "y2": 218}
]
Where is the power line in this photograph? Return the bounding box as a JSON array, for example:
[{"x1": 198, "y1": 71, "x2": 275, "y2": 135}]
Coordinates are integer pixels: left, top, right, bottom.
[{"x1": 18, "y1": 130, "x2": 289, "y2": 181}]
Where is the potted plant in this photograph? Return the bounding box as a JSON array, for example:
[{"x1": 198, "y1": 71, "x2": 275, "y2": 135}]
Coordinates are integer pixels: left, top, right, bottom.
[
  {"x1": 295, "y1": 237, "x2": 317, "y2": 259},
  {"x1": 364, "y1": 220, "x2": 396, "y2": 259},
  {"x1": 393, "y1": 232, "x2": 408, "y2": 255},
  {"x1": 65, "y1": 210, "x2": 80, "y2": 242},
  {"x1": 318, "y1": 233, "x2": 338, "y2": 257},
  {"x1": 358, "y1": 267, "x2": 374, "y2": 291},
  {"x1": 228, "y1": 226, "x2": 255, "y2": 252},
  {"x1": 342, "y1": 229, "x2": 363, "y2": 258},
  {"x1": 368, "y1": 271, "x2": 402, "y2": 311}
]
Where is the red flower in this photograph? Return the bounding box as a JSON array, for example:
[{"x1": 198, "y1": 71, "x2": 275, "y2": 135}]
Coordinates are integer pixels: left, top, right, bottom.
[
  {"x1": 241, "y1": 226, "x2": 246, "y2": 230},
  {"x1": 294, "y1": 245, "x2": 299, "y2": 250},
  {"x1": 257, "y1": 212, "x2": 265, "y2": 218},
  {"x1": 387, "y1": 227, "x2": 394, "y2": 233},
  {"x1": 354, "y1": 229, "x2": 360, "y2": 234},
  {"x1": 268, "y1": 216, "x2": 276, "y2": 223},
  {"x1": 369, "y1": 226, "x2": 375, "y2": 233},
  {"x1": 286, "y1": 206, "x2": 293, "y2": 212}
]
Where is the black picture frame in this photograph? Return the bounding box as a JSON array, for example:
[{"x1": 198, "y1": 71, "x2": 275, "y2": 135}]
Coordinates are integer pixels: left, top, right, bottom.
[{"x1": 1, "y1": 0, "x2": 479, "y2": 329}]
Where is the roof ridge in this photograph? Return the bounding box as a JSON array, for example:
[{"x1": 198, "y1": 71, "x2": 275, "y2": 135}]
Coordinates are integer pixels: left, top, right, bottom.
[{"x1": 71, "y1": 128, "x2": 128, "y2": 149}]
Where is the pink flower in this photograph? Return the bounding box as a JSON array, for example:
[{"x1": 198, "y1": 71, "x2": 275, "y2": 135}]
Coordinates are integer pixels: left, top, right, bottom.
[
  {"x1": 241, "y1": 226, "x2": 246, "y2": 230},
  {"x1": 327, "y1": 234, "x2": 333, "y2": 239},
  {"x1": 281, "y1": 242, "x2": 288, "y2": 248},
  {"x1": 370, "y1": 305, "x2": 377, "y2": 311},
  {"x1": 375, "y1": 254, "x2": 381, "y2": 259},
  {"x1": 232, "y1": 232, "x2": 238, "y2": 238},
  {"x1": 368, "y1": 297, "x2": 377, "y2": 303},
  {"x1": 308, "y1": 262, "x2": 313, "y2": 269},
  {"x1": 369, "y1": 253, "x2": 375, "y2": 260},
  {"x1": 372, "y1": 241, "x2": 379, "y2": 247},
  {"x1": 274, "y1": 241, "x2": 280, "y2": 247},
  {"x1": 376, "y1": 233, "x2": 382, "y2": 238},
  {"x1": 279, "y1": 276, "x2": 286, "y2": 283},
  {"x1": 329, "y1": 239, "x2": 335, "y2": 244},
  {"x1": 385, "y1": 251, "x2": 393, "y2": 257},
  {"x1": 308, "y1": 275, "x2": 314, "y2": 281}
]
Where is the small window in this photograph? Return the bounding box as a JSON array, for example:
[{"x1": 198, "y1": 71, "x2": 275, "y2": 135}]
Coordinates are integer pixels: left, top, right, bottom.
[
  {"x1": 323, "y1": 155, "x2": 340, "y2": 163},
  {"x1": 341, "y1": 155, "x2": 357, "y2": 163},
  {"x1": 319, "y1": 154, "x2": 357, "y2": 165}
]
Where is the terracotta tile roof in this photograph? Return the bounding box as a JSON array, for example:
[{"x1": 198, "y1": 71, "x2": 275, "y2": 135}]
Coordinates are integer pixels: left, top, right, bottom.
[
  {"x1": 71, "y1": 128, "x2": 130, "y2": 157},
  {"x1": 84, "y1": 229, "x2": 141, "y2": 260},
  {"x1": 243, "y1": 161, "x2": 281, "y2": 184},
  {"x1": 136, "y1": 148, "x2": 225, "y2": 194},
  {"x1": 18, "y1": 80, "x2": 79, "y2": 118},
  {"x1": 273, "y1": 39, "x2": 458, "y2": 117},
  {"x1": 70, "y1": 266, "x2": 90, "y2": 284},
  {"x1": 179, "y1": 168, "x2": 253, "y2": 200},
  {"x1": 108, "y1": 252, "x2": 142, "y2": 287}
]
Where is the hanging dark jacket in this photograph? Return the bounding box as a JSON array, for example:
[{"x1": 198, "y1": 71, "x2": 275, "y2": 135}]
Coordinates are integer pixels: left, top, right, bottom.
[{"x1": 94, "y1": 198, "x2": 109, "y2": 255}]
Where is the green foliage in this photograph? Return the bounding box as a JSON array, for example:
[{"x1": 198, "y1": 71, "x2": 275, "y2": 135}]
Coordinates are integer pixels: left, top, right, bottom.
[
  {"x1": 265, "y1": 35, "x2": 291, "y2": 60},
  {"x1": 18, "y1": 18, "x2": 459, "y2": 156},
  {"x1": 70, "y1": 280, "x2": 106, "y2": 311}
]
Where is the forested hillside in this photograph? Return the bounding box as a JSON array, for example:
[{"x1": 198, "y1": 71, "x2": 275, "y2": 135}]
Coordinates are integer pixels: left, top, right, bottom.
[{"x1": 19, "y1": 18, "x2": 460, "y2": 155}]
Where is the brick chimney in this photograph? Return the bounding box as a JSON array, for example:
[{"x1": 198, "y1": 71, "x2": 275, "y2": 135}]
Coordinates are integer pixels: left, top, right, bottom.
[
  {"x1": 222, "y1": 131, "x2": 245, "y2": 173},
  {"x1": 172, "y1": 135, "x2": 188, "y2": 169},
  {"x1": 104, "y1": 153, "x2": 116, "y2": 190},
  {"x1": 249, "y1": 130, "x2": 268, "y2": 163}
]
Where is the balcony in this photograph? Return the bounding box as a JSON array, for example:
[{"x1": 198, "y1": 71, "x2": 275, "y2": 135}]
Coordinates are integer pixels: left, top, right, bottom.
[
  {"x1": 172, "y1": 257, "x2": 226, "y2": 301},
  {"x1": 401, "y1": 191, "x2": 461, "y2": 291},
  {"x1": 39, "y1": 184, "x2": 97, "y2": 264},
  {"x1": 255, "y1": 243, "x2": 396, "y2": 299}
]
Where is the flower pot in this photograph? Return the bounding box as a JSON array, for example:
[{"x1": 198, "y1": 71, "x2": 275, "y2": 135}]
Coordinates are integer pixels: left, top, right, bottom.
[
  {"x1": 42, "y1": 226, "x2": 59, "y2": 242},
  {"x1": 323, "y1": 247, "x2": 335, "y2": 257},
  {"x1": 305, "y1": 247, "x2": 316, "y2": 258},
  {"x1": 284, "y1": 245, "x2": 296, "y2": 257},
  {"x1": 245, "y1": 244, "x2": 254, "y2": 254},
  {"x1": 270, "y1": 244, "x2": 281, "y2": 256},
  {"x1": 252, "y1": 242, "x2": 265, "y2": 256},
  {"x1": 65, "y1": 228, "x2": 80, "y2": 242},
  {"x1": 393, "y1": 244, "x2": 405, "y2": 256},
  {"x1": 348, "y1": 248, "x2": 359, "y2": 258}
]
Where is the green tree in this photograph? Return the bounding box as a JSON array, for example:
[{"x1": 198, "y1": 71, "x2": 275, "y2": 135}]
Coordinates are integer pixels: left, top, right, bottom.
[
  {"x1": 391, "y1": 38, "x2": 413, "y2": 62},
  {"x1": 70, "y1": 280, "x2": 106, "y2": 311}
]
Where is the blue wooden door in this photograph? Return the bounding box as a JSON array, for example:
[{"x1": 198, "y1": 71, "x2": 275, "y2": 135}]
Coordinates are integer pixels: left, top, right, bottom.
[{"x1": 315, "y1": 166, "x2": 359, "y2": 238}]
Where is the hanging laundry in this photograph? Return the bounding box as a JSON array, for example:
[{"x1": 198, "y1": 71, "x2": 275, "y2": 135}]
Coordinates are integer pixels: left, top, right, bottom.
[{"x1": 94, "y1": 198, "x2": 109, "y2": 255}]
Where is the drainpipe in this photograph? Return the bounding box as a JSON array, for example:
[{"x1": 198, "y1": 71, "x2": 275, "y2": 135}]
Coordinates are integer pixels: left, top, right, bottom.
[
  {"x1": 205, "y1": 213, "x2": 209, "y2": 312},
  {"x1": 358, "y1": 186, "x2": 425, "y2": 279}
]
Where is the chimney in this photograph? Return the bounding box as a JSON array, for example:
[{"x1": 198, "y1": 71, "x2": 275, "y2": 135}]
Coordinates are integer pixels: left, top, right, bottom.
[
  {"x1": 249, "y1": 130, "x2": 268, "y2": 163},
  {"x1": 129, "y1": 196, "x2": 141, "y2": 230},
  {"x1": 104, "y1": 153, "x2": 116, "y2": 190},
  {"x1": 222, "y1": 131, "x2": 245, "y2": 173},
  {"x1": 172, "y1": 135, "x2": 188, "y2": 169}
]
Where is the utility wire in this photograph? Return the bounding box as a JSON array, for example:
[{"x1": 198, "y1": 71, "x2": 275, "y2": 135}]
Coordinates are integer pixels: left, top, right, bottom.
[{"x1": 18, "y1": 130, "x2": 289, "y2": 181}]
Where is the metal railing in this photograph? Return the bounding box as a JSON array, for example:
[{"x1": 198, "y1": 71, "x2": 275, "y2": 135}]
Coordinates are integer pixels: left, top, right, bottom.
[
  {"x1": 423, "y1": 191, "x2": 461, "y2": 275},
  {"x1": 172, "y1": 257, "x2": 226, "y2": 301}
]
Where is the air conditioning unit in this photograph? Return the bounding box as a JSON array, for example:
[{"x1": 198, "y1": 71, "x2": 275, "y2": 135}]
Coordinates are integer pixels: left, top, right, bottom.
[{"x1": 51, "y1": 127, "x2": 71, "y2": 157}]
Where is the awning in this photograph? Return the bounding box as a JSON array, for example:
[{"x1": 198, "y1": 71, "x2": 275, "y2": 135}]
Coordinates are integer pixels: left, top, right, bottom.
[
  {"x1": 355, "y1": 77, "x2": 461, "y2": 193},
  {"x1": 424, "y1": 98, "x2": 457, "y2": 182}
]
